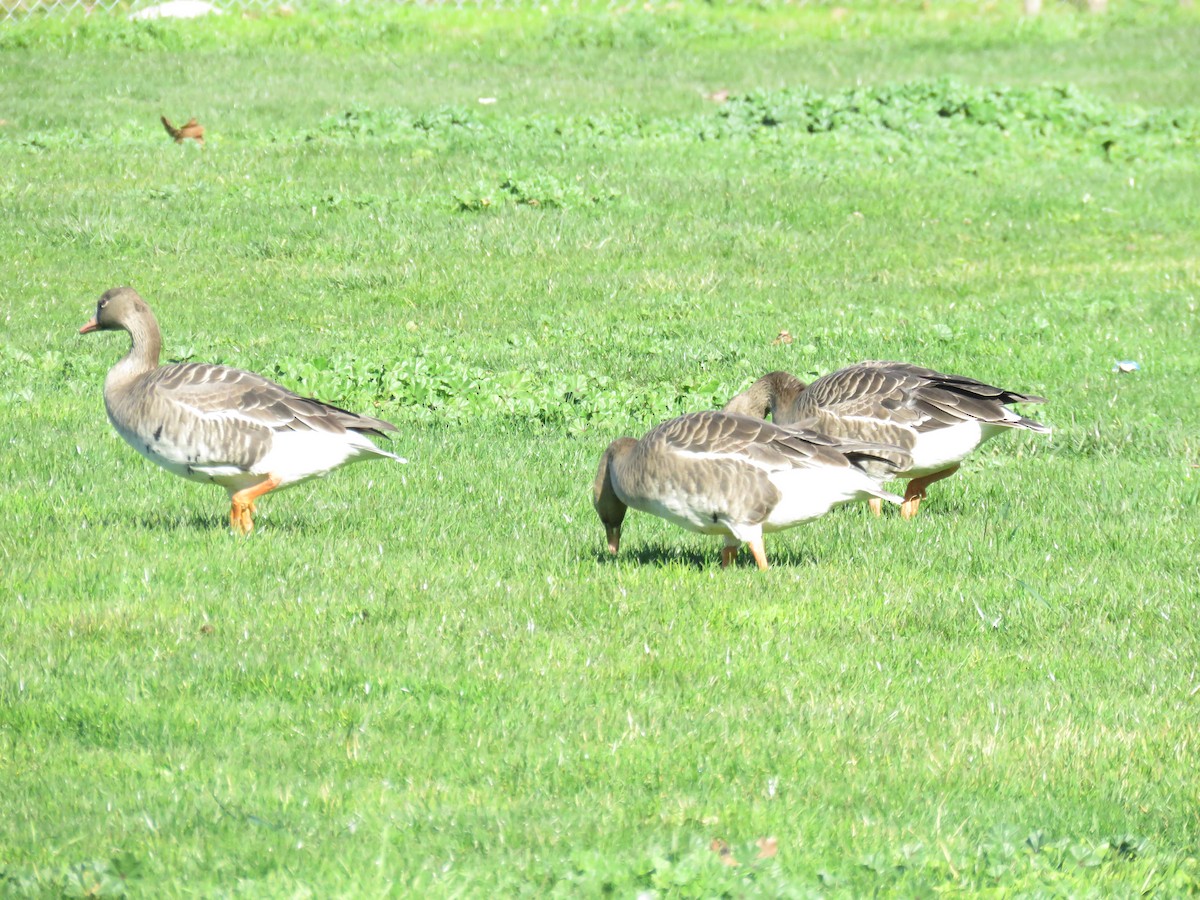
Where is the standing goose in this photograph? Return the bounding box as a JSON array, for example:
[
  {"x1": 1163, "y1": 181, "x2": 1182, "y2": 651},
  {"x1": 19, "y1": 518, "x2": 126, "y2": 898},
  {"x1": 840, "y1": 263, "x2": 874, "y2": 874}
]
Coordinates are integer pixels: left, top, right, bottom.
[
  {"x1": 79, "y1": 286, "x2": 404, "y2": 534},
  {"x1": 723, "y1": 362, "x2": 1050, "y2": 519},
  {"x1": 592, "y1": 410, "x2": 910, "y2": 570}
]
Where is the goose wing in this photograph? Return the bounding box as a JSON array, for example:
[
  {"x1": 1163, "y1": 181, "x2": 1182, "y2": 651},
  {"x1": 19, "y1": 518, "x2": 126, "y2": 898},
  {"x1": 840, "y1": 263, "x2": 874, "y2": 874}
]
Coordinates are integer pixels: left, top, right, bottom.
[
  {"x1": 637, "y1": 412, "x2": 906, "y2": 529},
  {"x1": 117, "y1": 362, "x2": 398, "y2": 472},
  {"x1": 152, "y1": 362, "x2": 398, "y2": 437},
  {"x1": 796, "y1": 361, "x2": 1049, "y2": 437},
  {"x1": 653, "y1": 410, "x2": 909, "y2": 476}
]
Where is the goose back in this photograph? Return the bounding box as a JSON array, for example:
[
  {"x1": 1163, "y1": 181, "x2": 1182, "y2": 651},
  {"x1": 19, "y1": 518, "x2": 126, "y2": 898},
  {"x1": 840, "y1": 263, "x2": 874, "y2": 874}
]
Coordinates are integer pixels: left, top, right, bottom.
[
  {"x1": 83, "y1": 286, "x2": 402, "y2": 503},
  {"x1": 105, "y1": 361, "x2": 399, "y2": 488},
  {"x1": 795, "y1": 361, "x2": 1049, "y2": 434},
  {"x1": 607, "y1": 411, "x2": 906, "y2": 540},
  {"x1": 725, "y1": 361, "x2": 1048, "y2": 475}
]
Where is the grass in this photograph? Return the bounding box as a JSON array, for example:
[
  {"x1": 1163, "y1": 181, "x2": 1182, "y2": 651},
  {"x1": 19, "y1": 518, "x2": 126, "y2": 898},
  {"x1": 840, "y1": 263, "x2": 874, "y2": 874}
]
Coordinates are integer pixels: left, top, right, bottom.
[{"x1": 2, "y1": 0, "x2": 1200, "y2": 895}]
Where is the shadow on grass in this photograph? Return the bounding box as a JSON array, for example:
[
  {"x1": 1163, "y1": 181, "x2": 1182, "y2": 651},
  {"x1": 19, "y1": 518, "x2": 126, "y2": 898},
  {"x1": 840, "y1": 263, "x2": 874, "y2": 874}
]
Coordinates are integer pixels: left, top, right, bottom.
[
  {"x1": 592, "y1": 542, "x2": 710, "y2": 570},
  {"x1": 68, "y1": 509, "x2": 330, "y2": 536},
  {"x1": 589, "y1": 499, "x2": 963, "y2": 572},
  {"x1": 594, "y1": 541, "x2": 819, "y2": 570}
]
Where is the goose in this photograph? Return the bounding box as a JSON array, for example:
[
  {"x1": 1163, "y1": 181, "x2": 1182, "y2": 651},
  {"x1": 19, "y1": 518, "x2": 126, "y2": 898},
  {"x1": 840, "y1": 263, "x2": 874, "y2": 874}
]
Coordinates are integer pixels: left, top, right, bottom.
[
  {"x1": 592, "y1": 410, "x2": 909, "y2": 570},
  {"x1": 79, "y1": 286, "x2": 404, "y2": 534},
  {"x1": 723, "y1": 361, "x2": 1050, "y2": 519}
]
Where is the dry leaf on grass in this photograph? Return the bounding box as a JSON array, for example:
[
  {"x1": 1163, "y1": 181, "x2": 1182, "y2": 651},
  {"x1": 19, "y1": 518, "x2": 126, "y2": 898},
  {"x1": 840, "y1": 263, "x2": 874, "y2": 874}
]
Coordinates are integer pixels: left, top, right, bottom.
[
  {"x1": 756, "y1": 836, "x2": 779, "y2": 859},
  {"x1": 710, "y1": 838, "x2": 740, "y2": 866},
  {"x1": 161, "y1": 115, "x2": 205, "y2": 145},
  {"x1": 772, "y1": 330, "x2": 793, "y2": 345}
]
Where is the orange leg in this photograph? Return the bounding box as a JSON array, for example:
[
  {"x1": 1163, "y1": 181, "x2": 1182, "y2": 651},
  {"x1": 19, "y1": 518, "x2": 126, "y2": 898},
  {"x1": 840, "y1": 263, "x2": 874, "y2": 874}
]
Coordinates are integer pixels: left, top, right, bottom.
[
  {"x1": 720, "y1": 545, "x2": 738, "y2": 568},
  {"x1": 868, "y1": 497, "x2": 883, "y2": 517},
  {"x1": 747, "y1": 537, "x2": 769, "y2": 571},
  {"x1": 229, "y1": 474, "x2": 282, "y2": 535},
  {"x1": 900, "y1": 464, "x2": 960, "y2": 520}
]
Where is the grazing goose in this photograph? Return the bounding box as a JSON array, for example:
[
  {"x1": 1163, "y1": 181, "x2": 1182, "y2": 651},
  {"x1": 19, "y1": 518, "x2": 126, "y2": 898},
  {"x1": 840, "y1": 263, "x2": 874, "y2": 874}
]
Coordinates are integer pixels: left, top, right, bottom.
[
  {"x1": 592, "y1": 410, "x2": 909, "y2": 570},
  {"x1": 723, "y1": 362, "x2": 1050, "y2": 519},
  {"x1": 79, "y1": 286, "x2": 404, "y2": 534}
]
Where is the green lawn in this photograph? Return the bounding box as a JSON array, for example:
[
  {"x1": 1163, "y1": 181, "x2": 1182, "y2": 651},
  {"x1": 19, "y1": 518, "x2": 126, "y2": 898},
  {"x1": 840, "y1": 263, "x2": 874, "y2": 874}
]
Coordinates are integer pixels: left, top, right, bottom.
[{"x1": 1, "y1": 2, "x2": 1199, "y2": 895}]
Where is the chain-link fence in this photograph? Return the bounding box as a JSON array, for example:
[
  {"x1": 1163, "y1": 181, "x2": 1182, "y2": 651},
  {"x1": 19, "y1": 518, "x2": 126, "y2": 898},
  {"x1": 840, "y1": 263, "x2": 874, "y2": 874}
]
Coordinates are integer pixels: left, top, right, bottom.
[
  {"x1": 5, "y1": 0, "x2": 228, "y2": 21},
  {"x1": 1, "y1": 0, "x2": 591, "y2": 23},
  {"x1": 2, "y1": 0, "x2": 240, "y2": 22},
  {"x1": 0, "y1": 0, "x2": 1143, "y2": 26}
]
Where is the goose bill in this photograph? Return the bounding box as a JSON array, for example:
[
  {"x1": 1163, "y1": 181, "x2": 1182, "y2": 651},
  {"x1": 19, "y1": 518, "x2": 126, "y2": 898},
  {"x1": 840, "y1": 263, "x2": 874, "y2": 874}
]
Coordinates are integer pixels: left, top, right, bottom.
[
  {"x1": 605, "y1": 524, "x2": 621, "y2": 555},
  {"x1": 79, "y1": 317, "x2": 99, "y2": 334}
]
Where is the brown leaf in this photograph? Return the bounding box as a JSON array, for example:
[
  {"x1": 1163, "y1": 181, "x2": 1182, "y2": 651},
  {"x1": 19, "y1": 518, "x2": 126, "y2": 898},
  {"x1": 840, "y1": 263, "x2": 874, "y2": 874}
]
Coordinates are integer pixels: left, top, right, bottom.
[
  {"x1": 199, "y1": 623, "x2": 215, "y2": 635},
  {"x1": 756, "y1": 836, "x2": 778, "y2": 859},
  {"x1": 772, "y1": 330, "x2": 793, "y2": 346},
  {"x1": 705, "y1": 89, "x2": 731, "y2": 104},
  {"x1": 161, "y1": 114, "x2": 205, "y2": 145},
  {"x1": 710, "y1": 838, "x2": 740, "y2": 867}
]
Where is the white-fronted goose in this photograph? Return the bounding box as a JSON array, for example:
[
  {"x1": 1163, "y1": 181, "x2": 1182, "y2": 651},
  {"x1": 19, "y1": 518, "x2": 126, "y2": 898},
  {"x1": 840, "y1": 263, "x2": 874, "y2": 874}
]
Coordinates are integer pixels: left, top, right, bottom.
[
  {"x1": 723, "y1": 362, "x2": 1050, "y2": 519},
  {"x1": 592, "y1": 410, "x2": 909, "y2": 570},
  {"x1": 79, "y1": 286, "x2": 404, "y2": 534}
]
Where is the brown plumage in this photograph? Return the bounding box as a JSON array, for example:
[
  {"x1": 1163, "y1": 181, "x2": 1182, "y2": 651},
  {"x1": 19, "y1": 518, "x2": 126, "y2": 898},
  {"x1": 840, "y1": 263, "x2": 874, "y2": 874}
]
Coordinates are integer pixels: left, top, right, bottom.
[
  {"x1": 723, "y1": 362, "x2": 1050, "y2": 518},
  {"x1": 161, "y1": 115, "x2": 205, "y2": 145},
  {"x1": 79, "y1": 286, "x2": 403, "y2": 534},
  {"x1": 593, "y1": 410, "x2": 909, "y2": 570}
]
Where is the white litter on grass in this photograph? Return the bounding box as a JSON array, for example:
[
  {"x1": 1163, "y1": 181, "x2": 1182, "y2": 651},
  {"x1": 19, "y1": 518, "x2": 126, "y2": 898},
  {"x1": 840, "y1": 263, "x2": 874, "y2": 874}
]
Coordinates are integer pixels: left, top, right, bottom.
[
  {"x1": 129, "y1": 0, "x2": 223, "y2": 20},
  {"x1": 1113, "y1": 360, "x2": 1141, "y2": 373}
]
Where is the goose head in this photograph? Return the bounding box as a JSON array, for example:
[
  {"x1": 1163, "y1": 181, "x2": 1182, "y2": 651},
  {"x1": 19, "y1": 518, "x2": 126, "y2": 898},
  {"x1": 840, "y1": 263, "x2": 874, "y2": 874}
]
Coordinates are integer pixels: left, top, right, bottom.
[
  {"x1": 79, "y1": 286, "x2": 157, "y2": 335},
  {"x1": 592, "y1": 437, "x2": 636, "y2": 554},
  {"x1": 723, "y1": 371, "x2": 807, "y2": 423}
]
